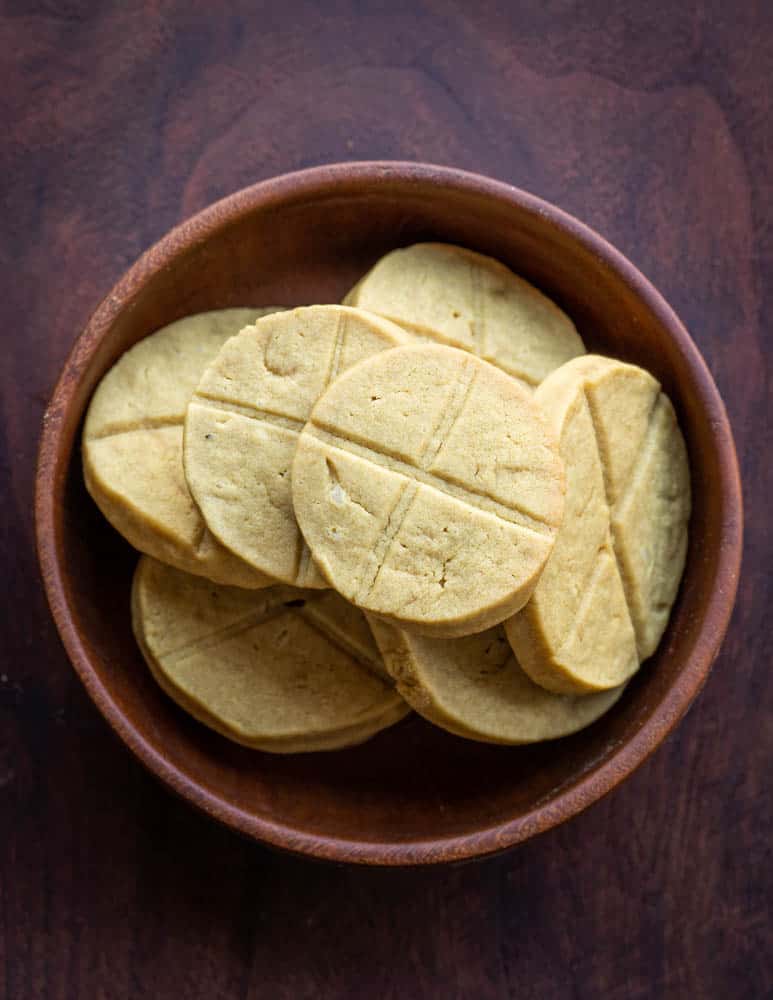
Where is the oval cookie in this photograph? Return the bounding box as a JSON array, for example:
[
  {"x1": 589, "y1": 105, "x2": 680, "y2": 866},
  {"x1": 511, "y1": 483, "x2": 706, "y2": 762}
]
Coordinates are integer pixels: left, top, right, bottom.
[
  {"x1": 291, "y1": 344, "x2": 565, "y2": 637},
  {"x1": 131, "y1": 556, "x2": 409, "y2": 753},
  {"x1": 83, "y1": 308, "x2": 281, "y2": 588},
  {"x1": 183, "y1": 305, "x2": 407, "y2": 589},
  {"x1": 343, "y1": 243, "x2": 585, "y2": 387},
  {"x1": 505, "y1": 355, "x2": 691, "y2": 694},
  {"x1": 369, "y1": 618, "x2": 624, "y2": 744}
]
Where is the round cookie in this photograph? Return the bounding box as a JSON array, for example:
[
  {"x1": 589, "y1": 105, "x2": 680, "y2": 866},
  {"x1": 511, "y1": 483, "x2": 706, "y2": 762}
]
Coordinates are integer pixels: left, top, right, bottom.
[
  {"x1": 505, "y1": 355, "x2": 691, "y2": 694},
  {"x1": 343, "y1": 243, "x2": 585, "y2": 387},
  {"x1": 183, "y1": 305, "x2": 408, "y2": 589},
  {"x1": 369, "y1": 618, "x2": 624, "y2": 745},
  {"x1": 83, "y1": 308, "x2": 282, "y2": 588},
  {"x1": 131, "y1": 556, "x2": 409, "y2": 753},
  {"x1": 291, "y1": 343, "x2": 565, "y2": 637}
]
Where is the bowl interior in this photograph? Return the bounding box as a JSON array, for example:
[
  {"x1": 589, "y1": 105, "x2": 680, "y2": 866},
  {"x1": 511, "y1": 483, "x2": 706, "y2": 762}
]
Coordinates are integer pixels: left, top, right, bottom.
[{"x1": 43, "y1": 166, "x2": 739, "y2": 863}]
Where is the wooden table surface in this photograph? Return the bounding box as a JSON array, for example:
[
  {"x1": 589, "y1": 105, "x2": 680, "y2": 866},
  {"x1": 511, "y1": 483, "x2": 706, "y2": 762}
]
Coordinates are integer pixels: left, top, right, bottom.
[{"x1": 3, "y1": 3, "x2": 771, "y2": 997}]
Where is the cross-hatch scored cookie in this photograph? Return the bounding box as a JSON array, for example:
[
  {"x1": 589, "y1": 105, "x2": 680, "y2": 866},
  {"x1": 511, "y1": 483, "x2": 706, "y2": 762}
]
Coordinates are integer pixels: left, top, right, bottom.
[
  {"x1": 82, "y1": 308, "x2": 282, "y2": 588},
  {"x1": 368, "y1": 617, "x2": 625, "y2": 745},
  {"x1": 343, "y1": 242, "x2": 586, "y2": 387},
  {"x1": 306, "y1": 360, "x2": 553, "y2": 603},
  {"x1": 144, "y1": 575, "x2": 381, "y2": 674},
  {"x1": 132, "y1": 557, "x2": 408, "y2": 753},
  {"x1": 292, "y1": 344, "x2": 565, "y2": 638},
  {"x1": 183, "y1": 306, "x2": 409, "y2": 589},
  {"x1": 589, "y1": 383, "x2": 690, "y2": 660},
  {"x1": 505, "y1": 355, "x2": 691, "y2": 694}
]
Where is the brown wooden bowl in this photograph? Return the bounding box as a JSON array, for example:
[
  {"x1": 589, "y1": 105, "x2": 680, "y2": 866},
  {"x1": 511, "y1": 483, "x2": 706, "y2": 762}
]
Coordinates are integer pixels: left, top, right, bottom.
[{"x1": 35, "y1": 162, "x2": 742, "y2": 865}]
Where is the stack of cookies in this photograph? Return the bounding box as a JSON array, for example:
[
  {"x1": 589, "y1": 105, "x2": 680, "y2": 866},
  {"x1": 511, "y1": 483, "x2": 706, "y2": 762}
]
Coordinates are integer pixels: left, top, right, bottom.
[{"x1": 83, "y1": 244, "x2": 691, "y2": 753}]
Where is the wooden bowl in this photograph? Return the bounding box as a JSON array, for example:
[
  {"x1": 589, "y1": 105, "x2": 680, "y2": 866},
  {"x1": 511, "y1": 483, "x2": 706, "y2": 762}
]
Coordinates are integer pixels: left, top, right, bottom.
[{"x1": 35, "y1": 162, "x2": 742, "y2": 865}]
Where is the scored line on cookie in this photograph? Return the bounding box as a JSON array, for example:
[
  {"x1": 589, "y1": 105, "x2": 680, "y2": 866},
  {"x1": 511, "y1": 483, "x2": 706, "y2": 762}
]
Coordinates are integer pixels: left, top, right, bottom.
[
  {"x1": 586, "y1": 385, "x2": 661, "y2": 513},
  {"x1": 544, "y1": 393, "x2": 621, "y2": 627},
  {"x1": 609, "y1": 396, "x2": 664, "y2": 520},
  {"x1": 582, "y1": 386, "x2": 658, "y2": 641},
  {"x1": 356, "y1": 481, "x2": 420, "y2": 602},
  {"x1": 322, "y1": 311, "x2": 349, "y2": 389},
  {"x1": 468, "y1": 256, "x2": 487, "y2": 357},
  {"x1": 87, "y1": 414, "x2": 185, "y2": 440},
  {"x1": 293, "y1": 604, "x2": 384, "y2": 677},
  {"x1": 191, "y1": 393, "x2": 306, "y2": 433},
  {"x1": 418, "y1": 363, "x2": 477, "y2": 470},
  {"x1": 307, "y1": 424, "x2": 555, "y2": 537},
  {"x1": 156, "y1": 595, "x2": 322, "y2": 665},
  {"x1": 554, "y1": 542, "x2": 614, "y2": 658}
]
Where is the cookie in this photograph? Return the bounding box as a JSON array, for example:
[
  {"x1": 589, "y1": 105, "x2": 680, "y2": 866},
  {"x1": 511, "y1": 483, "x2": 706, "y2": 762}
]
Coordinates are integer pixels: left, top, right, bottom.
[
  {"x1": 291, "y1": 343, "x2": 565, "y2": 637},
  {"x1": 505, "y1": 355, "x2": 691, "y2": 694},
  {"x1": 83, "y1": 308, "x2": 281, "y2": 588},
  {"x1": 343, "y1": 243, "x2": 585, "y2": 387},
  {"x1": 131, "y1": 556, "x2": 409, "y2": 753},
  {"x1": 369, "y1": 618, "x2": 624, "y2": 744},
  {"x1": 183, "y1": 305, "x2": 407, "y2": 589}
]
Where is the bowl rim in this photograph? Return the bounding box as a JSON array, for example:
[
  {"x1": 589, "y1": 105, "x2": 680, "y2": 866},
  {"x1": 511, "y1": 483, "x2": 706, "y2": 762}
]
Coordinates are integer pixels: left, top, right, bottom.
[{"x1": 35, "y1": 160, "x2": 743, "y2": 866}]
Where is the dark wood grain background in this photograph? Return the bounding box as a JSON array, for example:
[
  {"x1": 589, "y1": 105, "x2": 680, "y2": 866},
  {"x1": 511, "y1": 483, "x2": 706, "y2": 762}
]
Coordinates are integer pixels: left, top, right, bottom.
[{"x1": 2, "y1": 2, "x2": 771, "y2": 997}]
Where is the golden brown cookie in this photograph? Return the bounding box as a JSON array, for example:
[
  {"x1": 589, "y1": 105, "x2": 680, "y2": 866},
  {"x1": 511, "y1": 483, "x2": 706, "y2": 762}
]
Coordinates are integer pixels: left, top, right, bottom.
[
  {"x1": 505, "y1": 355, "x2": 691, "y2": 693},
  {"x1": 131, "y1": 556, "x2": 409, "y2": 753},
  {"x1": 83, "y1": 308, "x2": 281, "y2": 587},
  {"x1": 343, "y1": 243, "x2": 585, "y2": 386},
  {"x1": 291, "y1": 343, "x2": 565, "y2": 637},
  {"x1": 369, "y1": 618, "x2": 624, "y2": 744},
  {"x1": 183, "y1": 306, "x2": 408, "y2": 589}
]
